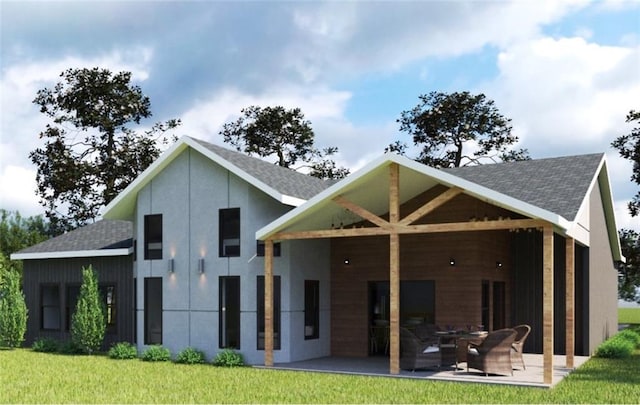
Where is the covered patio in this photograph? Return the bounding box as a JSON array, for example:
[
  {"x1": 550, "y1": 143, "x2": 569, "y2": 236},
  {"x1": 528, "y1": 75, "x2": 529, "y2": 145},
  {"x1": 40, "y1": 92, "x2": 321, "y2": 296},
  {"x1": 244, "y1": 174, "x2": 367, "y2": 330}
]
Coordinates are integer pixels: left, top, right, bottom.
[
  {"x1": 266, "y1": 353, "x2": 589, "y2": 388},
  {"x1": 257, "y1": 154, "x2": 621, "y2": 385}
]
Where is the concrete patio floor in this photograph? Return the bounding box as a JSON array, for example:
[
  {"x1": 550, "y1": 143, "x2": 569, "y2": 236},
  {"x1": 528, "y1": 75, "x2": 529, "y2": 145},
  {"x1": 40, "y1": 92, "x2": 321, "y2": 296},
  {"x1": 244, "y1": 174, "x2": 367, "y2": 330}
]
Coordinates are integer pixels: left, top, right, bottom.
[{"x1": 266, "y1": 354, "x2": 589, "y2": 388}]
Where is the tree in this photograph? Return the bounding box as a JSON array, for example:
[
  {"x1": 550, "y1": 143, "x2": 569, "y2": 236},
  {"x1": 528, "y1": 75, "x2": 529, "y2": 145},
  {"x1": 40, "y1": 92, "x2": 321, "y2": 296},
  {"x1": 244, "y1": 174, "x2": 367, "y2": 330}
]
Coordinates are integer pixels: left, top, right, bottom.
[
  {"x1": 71, "y1": 265, "x2": 105, "y2": 354},
  {"x1": 391, "y1": 91, "x2": 529, "y2": 168},
  {"x1": 618, "y1": 229, "x2": 640, "y2": 303},
  {"x1": 30, "y1": 67, "x2": 180, "y2": 234},
  {"x1": 0, "y1": 268, "x2": 28, "y2": 348},
  {"x1": 612, "y1": 110, "x2": 640, "y2": 216},
  {"x1": 0, "y1": 210, "x2": 50, "y2": 258},
  {"x1": 220, "y1": 105, "x2": 349, "y2": 180}
]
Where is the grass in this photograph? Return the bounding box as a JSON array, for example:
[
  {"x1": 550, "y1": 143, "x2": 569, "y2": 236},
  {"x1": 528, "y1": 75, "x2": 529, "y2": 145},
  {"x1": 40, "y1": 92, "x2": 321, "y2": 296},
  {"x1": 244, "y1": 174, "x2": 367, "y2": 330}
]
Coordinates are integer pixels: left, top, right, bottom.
[
  {"x1": 619, "y1": 307, "x2": 640, "y2": 324},
  {"x1": 1, "y1": 349, "x2": 640, "y2": 403}
]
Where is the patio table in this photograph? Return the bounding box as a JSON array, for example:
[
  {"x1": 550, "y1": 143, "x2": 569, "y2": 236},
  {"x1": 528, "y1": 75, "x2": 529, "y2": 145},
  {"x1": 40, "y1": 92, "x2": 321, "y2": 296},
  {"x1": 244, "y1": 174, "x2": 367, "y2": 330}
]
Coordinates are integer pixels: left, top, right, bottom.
[{"x1": 435, "y1": 331, "x2": 488, "y2": 368}]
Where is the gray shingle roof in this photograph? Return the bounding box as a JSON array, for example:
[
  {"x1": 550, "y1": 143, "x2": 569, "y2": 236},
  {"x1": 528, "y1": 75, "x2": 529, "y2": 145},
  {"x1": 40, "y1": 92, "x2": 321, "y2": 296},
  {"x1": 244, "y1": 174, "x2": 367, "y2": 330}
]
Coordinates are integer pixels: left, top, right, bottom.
[
  {"x1": 188, "y1": 137, "x2": 332, "y2": 200},
  {"x1": 16, "y1": 220, "x2": 132, "y2": 254},
  {"x1": 444, "y1": 153, "x2": 604, "y2": 221}
]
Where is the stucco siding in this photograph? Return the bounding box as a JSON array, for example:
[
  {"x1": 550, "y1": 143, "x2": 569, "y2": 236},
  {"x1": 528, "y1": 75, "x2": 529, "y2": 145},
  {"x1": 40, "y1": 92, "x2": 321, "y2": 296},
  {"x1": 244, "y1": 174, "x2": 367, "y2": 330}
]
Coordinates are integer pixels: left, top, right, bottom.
[{"x1": 587, "y1": 180, "x2": 618, "y2": 353}]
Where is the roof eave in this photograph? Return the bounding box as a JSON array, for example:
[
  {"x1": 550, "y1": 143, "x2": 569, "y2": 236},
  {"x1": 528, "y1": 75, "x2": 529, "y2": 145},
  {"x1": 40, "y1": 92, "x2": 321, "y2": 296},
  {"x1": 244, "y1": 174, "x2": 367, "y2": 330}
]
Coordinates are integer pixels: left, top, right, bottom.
[{"x1": 11, "y1": 247, "x2": 133, "y2": 260}]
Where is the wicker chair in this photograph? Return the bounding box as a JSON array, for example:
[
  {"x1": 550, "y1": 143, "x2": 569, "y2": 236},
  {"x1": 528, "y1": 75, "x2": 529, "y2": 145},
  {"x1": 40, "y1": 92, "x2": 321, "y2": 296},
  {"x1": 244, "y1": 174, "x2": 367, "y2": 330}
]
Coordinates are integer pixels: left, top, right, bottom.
[
  {"x1": 400, "y1": 327, "x2": 441, "y2": 371},
  {"x1": 511, "y1": 324, "x2": 531, "y2": 370},
  {"x1": 466, "y1": 328, "x2": 517, "y2": 376},
  {"x1": 413, "y1": 323, "x2": 439, "y2": 345}
]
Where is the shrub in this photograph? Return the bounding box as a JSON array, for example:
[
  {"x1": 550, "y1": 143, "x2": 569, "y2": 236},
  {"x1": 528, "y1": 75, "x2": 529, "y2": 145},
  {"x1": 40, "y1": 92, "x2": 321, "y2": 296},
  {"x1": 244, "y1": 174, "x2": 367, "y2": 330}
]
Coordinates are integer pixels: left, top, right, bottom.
[
  {"x1": 212, "y1": 348, "x2": 244, "y2": 367},
  {"x1": 595, "y1": 337, "x2": 635, "y2": 358},
  {"x1": 71, "y1": 266, "x2": 106, "y2": 354},
  {"x1": 32, "y1": 337, "x2": 58, "y2": 353},
  {"x1": 141, "y1": 345, "x2": 171, "y2": 362},
  {"x1": 108, "y1": 342, "x2": 138, "y2": 360},
  {"x1": 0, "y1": 269, "x2": 28, "y2": 348},
  {"x1": 175, "y1": 347, "x2": 205, "y2": 364},
  {"x1": 59, "y1": 340, "x2": 84, "y2": 355},
  {"x1": 616, "y1": 329, "x2": 640, "y2": 348}
]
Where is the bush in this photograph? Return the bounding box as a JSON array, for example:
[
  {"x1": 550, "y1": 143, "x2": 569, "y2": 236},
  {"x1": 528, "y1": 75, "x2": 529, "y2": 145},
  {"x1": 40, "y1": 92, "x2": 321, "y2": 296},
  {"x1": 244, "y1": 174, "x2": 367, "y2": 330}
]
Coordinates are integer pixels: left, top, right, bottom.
[
  {"x1": 175, "y1": 347, "x2": 205, "y2": 364},
  {"x1": 595, "y1": 337, "x2": 635, "y2": 358},
  {"x1": 59, "y1": 340, "x2": 84, "y2": 355},
  {"x1": 32, "y1": 337, "x2": 58, "y2": 353},
  {"x1": 0, "y1": 269, "x2": 28, "y2": 348},
  {"x1": 108, "y1": 342, "x2": 138, "y2": 360},
  {"x1": 141, "y1": 345, "x2": 171, "y2": 362},
  {"x1": 71, "y1": 266, "x2": 106, "y2": 354},
  {"x1": 616, "y1": 329, "x2": 640, "y2": 348},
  {"x1": 212, "y1": 348, "x2": 244, "y2": 367}
]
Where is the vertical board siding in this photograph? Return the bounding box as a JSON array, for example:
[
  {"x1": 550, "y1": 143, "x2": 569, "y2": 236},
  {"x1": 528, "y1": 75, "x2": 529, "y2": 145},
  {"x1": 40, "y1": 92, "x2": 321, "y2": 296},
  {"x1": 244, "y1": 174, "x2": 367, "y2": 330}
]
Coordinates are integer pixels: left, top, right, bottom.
[{"x1": 22, "y1": 256, "x2": 134, "y2": 348}]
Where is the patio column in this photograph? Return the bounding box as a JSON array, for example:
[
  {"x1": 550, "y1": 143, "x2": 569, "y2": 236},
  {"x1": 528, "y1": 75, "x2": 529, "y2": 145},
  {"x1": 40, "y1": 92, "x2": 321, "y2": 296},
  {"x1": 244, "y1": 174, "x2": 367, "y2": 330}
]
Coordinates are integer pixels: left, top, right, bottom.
[
  {"x1": 389, "y1": 163, "x2": 400, "y2": 375},
  {"x1": 566, "y1": 237, "x2": 575, "y2": 369},
  {"x1": 543, "y1": 226, "x2": 554, "y2": 385},
  {"x1": 264, "y1": 239, "x2": 274, "y2": 367}
]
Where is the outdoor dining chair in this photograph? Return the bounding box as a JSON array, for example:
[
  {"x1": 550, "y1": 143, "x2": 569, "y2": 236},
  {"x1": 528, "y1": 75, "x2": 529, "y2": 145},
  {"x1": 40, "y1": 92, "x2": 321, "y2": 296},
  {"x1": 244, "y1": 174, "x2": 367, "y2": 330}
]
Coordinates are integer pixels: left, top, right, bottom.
[
  {"x1": 511, "y1": 324, "x2": 531, "y2": 370},
  {"x1": 466, "y1": 328, "x2": 517, "y2": 376}
]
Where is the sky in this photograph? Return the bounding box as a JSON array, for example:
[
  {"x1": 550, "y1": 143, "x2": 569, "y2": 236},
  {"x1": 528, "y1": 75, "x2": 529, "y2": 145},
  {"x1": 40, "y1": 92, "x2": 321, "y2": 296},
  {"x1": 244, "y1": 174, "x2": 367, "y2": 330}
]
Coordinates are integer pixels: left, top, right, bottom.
[{"x1": 0, "y1": 0, "x2": 639, "y2": 232}]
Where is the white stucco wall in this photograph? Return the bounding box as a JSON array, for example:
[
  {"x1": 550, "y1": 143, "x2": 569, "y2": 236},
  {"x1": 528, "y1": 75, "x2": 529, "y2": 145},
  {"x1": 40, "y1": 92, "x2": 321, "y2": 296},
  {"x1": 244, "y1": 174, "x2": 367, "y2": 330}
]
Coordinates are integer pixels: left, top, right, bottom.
[{"x1": 133, "y1": 148, "x2": 331, "y2": 364}]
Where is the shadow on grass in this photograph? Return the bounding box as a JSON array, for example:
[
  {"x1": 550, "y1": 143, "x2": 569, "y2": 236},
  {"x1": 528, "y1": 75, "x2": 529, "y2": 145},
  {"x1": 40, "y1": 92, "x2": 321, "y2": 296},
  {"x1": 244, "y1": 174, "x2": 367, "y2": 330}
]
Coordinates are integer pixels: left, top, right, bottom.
[{"x1": 567, "y1": 353, "x2": 640, "y2": 386}]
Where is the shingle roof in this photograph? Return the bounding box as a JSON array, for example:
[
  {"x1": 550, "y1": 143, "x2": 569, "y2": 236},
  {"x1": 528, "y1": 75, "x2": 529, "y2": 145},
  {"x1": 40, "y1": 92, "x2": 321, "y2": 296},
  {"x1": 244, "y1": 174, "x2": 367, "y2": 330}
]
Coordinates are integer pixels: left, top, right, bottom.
[
  {"x1": 15, "y1": 220, "x2": 132, "y2": 254},
  {"x1": 188, "y1": 137, "x2": 332, "y2": 200},
  {"x1": 444, "y1": 153, "x2": 604, "y2": 221}
]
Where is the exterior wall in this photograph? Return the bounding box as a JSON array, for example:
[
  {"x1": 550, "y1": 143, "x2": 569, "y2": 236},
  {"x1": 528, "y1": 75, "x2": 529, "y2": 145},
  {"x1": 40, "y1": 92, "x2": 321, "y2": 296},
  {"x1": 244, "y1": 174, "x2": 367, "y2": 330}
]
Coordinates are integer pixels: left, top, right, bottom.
[
  {"x1": 22, "y1": 255, "x2": 134, "y2": 348},
  {"x1": 330, "y1": 190, "x2": 514, "y2": 357},
  {"x1": 133, "y1": 148, "x2": 327, "y2": 364},
  {"x1": 587, "y1": 180, "x2": 618, "y2": 353}
]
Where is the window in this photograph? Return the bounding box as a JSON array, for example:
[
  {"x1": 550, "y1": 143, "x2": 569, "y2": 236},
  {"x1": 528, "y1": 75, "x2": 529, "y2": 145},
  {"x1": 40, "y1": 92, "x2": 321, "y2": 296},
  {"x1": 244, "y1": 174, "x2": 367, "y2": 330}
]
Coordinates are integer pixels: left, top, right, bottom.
[
  {"x1": 65, "y1": 285, "x2": 80, "y2": 331},
  {"x1": 257, "y1": 276, "x2": 281, "y2": 350},
  {"x1": 41, "y1": 285, "x2": 61, "y2": 330},
  {"x1": 144, "y1": 278, "x2": 163, "y2": 345},
  {"x1": 304, "y1": 280, "x2": 319, "y2": 340},
  {"x1": 144, "y1": 214, "x2": 163, "y2": 260},
  {"x1": 256, "y1": 241, "x2": 281, "y2": 257},
  {"x1": 219, "y1": 276, "x2": 240, "y2": 349},
  {"x1": 219, "y1": 208, "x2": 240, "y2": 257}
]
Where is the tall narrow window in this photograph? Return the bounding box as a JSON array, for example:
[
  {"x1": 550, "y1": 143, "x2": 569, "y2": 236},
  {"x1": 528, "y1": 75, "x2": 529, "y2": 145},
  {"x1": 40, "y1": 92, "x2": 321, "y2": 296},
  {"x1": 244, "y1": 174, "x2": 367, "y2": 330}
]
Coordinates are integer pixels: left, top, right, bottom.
[
  {"x1": 219, "y1": 276, "x2": 241, "y2": 348},
  {"x1": 41, "y1": 285, "x2": 61, "y2": 330},
  {"x1": 219, "y1": 208, "x2": 240, "y2": 257},
  {"x1": 481, "y1": 280, "x2": 490, "y2": 331},
  {"x1": 144, "y1": 214, "x2": 163, "y2": 260},
  {"x1": 257, "y1": 276, "x2": 281, "y2": 350},
  {"x1": 100, "y1": 285, "x2": 117, "y2": 334},
  {"x1": 304, "y1": 280, "x2": 319, "y2": 340},
  {"x1": 144, "y1": 278, "x2": 162, "y2": 345},
  {"x1": 493, "y1": 281, "x2": 506, "y2": 330}
]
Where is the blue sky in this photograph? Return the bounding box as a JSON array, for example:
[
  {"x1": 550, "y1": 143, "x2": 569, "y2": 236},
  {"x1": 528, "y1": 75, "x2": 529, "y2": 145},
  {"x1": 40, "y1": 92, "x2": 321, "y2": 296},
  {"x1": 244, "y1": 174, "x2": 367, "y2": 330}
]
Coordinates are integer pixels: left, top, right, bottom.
[{"x1": 0, "y1": 0, "x2": 638, "y2": 231}]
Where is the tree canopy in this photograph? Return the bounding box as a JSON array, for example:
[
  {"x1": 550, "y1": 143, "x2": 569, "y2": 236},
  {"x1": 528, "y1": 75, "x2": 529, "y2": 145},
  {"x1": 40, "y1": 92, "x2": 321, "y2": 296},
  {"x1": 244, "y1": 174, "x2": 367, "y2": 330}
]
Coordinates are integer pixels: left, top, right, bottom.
[
  {"x1": 0, "y1": 210, "x2": 50, "y2": 259},
  {"x1": 30, "y1": 67, "x2": 180, "y2": 234},
  {"x1": 618, "y1": 229, "x2": 640, "y2": 303},
  {"x1": 390, "y1": 91, "x2": 529, "y2": 168},
  {"x1": 220, "y1": 105, "x2": 349, "y2": 180},
  {"x1": 612, "y1": 110, "x2": 640, "y2": 217}
]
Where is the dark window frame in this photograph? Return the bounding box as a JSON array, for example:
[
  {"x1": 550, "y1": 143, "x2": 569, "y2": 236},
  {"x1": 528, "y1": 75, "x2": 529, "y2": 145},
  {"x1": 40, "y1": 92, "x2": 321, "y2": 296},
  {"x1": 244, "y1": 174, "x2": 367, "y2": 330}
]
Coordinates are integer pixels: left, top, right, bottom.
[
  {"x1": 40, "y1": 284, "x2": 61, "y2": 331},
  {"x1": 144, "y1": 278, "x2": 163, "y2": 345},
  {"x1": 304, "y1": 280, "x2": 320, "y2": 340},
  {"x1": 219, "y1": 208, "x2": 241, "y2": 257},
  {"x1": 256, "y1": 241, "x2": 281, "y2": 257},
  {"x1": 144, "y1": 214, "x2": 163, "y2": 260},
  {"x1": 219, "y1": 276, "x2": 241, "y2": 349},
  {"x1": 257, "y1": 275, "x2": 281, "y2": 350}
]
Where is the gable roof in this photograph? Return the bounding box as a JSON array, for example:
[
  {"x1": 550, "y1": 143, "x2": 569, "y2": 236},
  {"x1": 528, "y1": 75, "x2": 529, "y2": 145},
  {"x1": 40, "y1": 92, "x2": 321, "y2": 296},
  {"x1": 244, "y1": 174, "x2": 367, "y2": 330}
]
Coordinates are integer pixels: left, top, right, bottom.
[
  {"x1": 445, "y1": 153, "x2": 604, "y2": 222},
  {"x1": 11, "y1": 220, "x2": 132, "y2": 260},
  {"x1": 103, "y1": 136, "x2": 332, "y2": 220},
  {"x1": 256, "y1": 152, "x2": 623, "y2": 262}
]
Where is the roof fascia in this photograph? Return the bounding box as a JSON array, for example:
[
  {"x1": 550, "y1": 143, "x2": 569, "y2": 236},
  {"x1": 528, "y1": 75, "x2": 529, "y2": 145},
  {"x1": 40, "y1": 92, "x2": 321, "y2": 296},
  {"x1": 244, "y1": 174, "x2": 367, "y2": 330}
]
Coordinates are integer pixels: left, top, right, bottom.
[
  {"x1": 11, "y1": 247, "x2": 132, "y2": 261},
  {"x1": 596, "y1": 158, "x2": 624, "y2": 262},
  {"x1": 257, "y1": 154, "x2": 570, "y2": 240}
]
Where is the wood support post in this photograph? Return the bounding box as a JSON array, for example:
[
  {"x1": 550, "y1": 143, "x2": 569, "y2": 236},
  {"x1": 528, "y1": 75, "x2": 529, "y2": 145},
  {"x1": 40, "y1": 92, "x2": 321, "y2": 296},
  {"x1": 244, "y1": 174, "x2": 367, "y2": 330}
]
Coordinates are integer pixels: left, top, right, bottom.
[
  {"x1": 543, "y1": 226, "x2": 554, "y2": 385},
  {"x1": 264, "y1": 239, "x2": 274, "y2": 367},
  {"x1": 389, "y1": 163, "x2": 400, "y2": 375},
  {"x1": 566, "y1": 237, "x2": 575, "y2": 369}
]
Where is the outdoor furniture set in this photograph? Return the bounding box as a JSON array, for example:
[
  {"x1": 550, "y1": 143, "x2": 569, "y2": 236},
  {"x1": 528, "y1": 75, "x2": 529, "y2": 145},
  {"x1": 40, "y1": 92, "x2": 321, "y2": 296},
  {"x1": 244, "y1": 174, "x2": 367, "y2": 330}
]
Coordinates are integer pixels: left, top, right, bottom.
[{"x1": 399, "y1": 323, "x2": 531, "y2": 376}]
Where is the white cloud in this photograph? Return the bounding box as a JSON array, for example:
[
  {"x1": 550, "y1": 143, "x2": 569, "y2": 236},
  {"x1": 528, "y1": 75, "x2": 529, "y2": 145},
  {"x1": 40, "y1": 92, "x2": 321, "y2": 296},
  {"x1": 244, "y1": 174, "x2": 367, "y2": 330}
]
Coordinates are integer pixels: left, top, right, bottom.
[{"x1": 0, "y1": 165, "x2": 41, "y2": 216}]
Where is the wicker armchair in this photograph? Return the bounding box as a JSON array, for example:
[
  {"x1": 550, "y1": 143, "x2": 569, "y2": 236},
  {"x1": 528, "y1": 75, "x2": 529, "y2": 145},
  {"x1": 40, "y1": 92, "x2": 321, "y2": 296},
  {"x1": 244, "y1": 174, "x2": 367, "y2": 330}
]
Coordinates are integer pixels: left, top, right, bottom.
[
  {"x1": 511, "y1": 324, "x2": 531, "y2": 370},
  {"x1": 400, "y1": 327, "x2": 440, "y2": 371},
  {"x1": 413, "y1": 323, "x2": 439, "y2": 345},
  {"x1": 466, "y1": 328, "x2": 517, "y2": 376}
]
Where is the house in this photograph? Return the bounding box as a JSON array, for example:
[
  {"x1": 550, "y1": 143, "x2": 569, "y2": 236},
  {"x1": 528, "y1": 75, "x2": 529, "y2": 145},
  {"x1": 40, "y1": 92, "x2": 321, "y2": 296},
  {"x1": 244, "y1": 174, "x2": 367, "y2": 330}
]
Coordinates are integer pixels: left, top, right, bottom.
[{"x1": 12, "y1": 136, "x2": 622, "y2": 384}]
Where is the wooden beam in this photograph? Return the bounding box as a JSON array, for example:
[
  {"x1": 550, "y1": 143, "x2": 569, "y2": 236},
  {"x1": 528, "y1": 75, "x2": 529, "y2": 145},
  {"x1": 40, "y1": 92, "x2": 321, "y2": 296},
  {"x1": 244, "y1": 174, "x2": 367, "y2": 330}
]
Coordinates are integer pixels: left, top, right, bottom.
[
  {"x1": 399, "y1": 187, "x2": 463, "y2": 226},
  {"x1": 389, "y1": 163, "x2": 400, "y2": 375},
  {"x1": 566, "y1": 237, "x2": 575, "y2": 369},
  {"x1": 543, "y1": 226, "x2": 554, "y2": 385},
  {"x1": 272, "y1": 218, "x2": 546, "y2": 240},
  {"x1": 332, "y1": 195, "x2": 391, "y2": 229},
  {"x1": 264, "y1": 239, "x2": 274, "y2": 367}
]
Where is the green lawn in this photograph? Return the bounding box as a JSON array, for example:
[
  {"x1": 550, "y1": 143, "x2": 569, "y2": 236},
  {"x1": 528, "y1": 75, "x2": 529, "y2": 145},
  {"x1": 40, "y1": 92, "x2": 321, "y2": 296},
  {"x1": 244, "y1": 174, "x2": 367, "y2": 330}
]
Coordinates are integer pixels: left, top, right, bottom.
[
  {"x1": 1, "y1": 349, "x2": 639, "y2": 403},
  {"x1": 619, "y1": 307, "x2": 640, "y2": 324}
]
